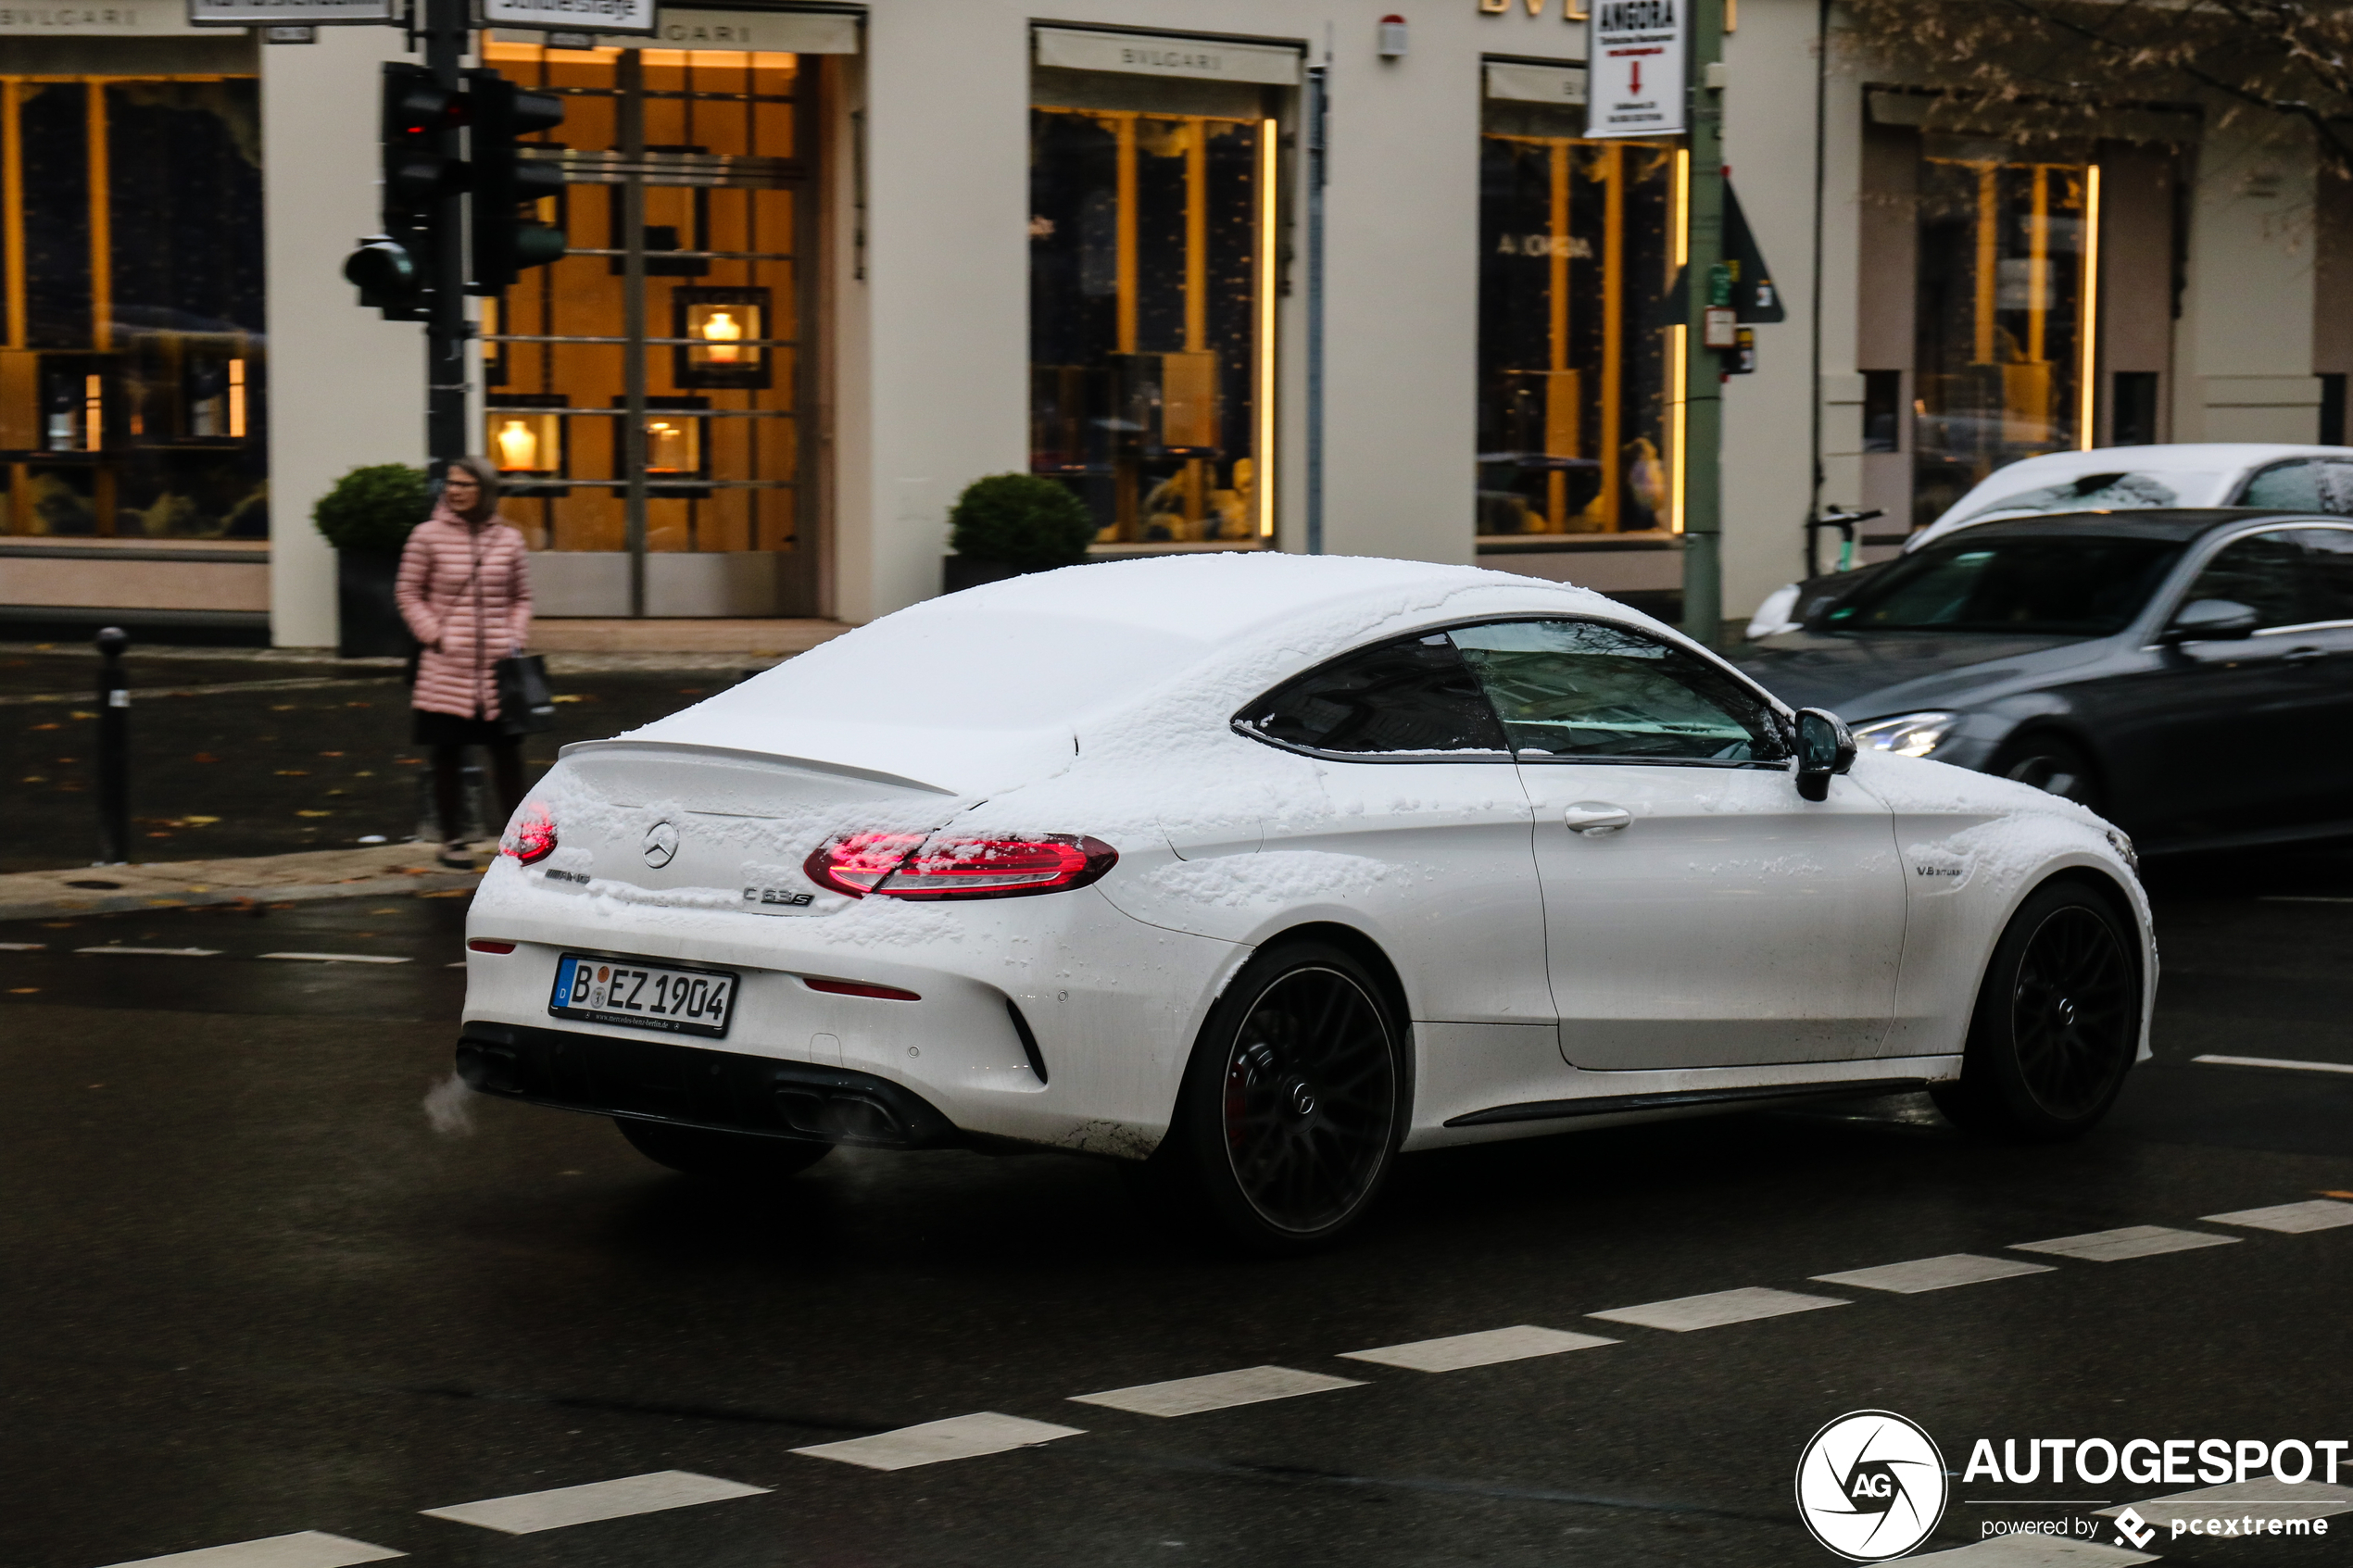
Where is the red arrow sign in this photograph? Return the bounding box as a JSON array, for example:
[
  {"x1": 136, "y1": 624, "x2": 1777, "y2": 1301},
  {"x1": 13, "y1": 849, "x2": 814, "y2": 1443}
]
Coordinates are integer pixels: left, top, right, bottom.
[{"x1": 1629, "y1": 60, "x2": 1642, "y2": 94}]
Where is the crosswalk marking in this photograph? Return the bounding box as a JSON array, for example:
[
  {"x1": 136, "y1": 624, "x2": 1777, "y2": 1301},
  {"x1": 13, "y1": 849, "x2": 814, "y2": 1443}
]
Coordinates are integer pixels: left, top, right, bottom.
[
  {"x1": 1906, "y1": 1537, "x2": 2156, "y2": 1563},
  {"x1": 2012, "y1": 1226, "x2": 2237, "y2": 1262},
  {"x1": 2192, "y1": 1053, "x2": 2353, "y2": 1075},
  {"x1": 75, "y1": 947, "x2": 219, "y2": 958},
  {"x1": 419, "y1": 1471, "x2": 766, "y2": 1535},
  {"x1": 791, "y1": 1412, "x2": 1085, "y2": 1471},
  {"x1": 1587, "y1": 1286, "x2": 1849, "y2": 1333},
  {"x1": 1810, "y1": 1254, "x2": 2056, "y2": 1294},
  {"x1": 258, "y1": 952, "x2": 411, "y2": 965},
  {"x1": 2095, "y1": 1479, "x2": 2353, "y2": 1525},
  {"x1": 96, "y1": 1533, "x2": 405, "y2": 1568},
  {"x1": 1071, "y1": 1365, "x2": 1365, "y2": 1417},
  {"x1": 1340, "y1": 1325, "x2": 1617, "y2": 1373},
  {"x1": 2201, "y1": 1198, "x2": 2353, "y2": 1234}
]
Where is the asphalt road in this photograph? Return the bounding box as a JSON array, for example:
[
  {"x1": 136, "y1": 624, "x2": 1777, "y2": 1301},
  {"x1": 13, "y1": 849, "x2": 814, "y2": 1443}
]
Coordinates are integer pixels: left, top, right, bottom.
[{"x1": 3, "y1": 855, "x2": 2350, "y2": 1568}]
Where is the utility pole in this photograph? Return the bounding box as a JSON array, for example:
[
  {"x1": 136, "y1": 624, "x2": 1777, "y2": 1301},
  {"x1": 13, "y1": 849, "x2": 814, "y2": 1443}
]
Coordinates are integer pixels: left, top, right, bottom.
[
  {"x1": 1680, "y1": 0, "x2": 1728, "y2": 649},
  {"x1": 421, "y1": 0, "x2": 471, "y2": 476}
]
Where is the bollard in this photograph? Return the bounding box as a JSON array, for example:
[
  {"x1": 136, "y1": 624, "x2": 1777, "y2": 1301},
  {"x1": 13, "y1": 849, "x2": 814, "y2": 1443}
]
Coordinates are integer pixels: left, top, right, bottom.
[{"x1": 94, "y1": 625, "x2": 131, "y2": 865}]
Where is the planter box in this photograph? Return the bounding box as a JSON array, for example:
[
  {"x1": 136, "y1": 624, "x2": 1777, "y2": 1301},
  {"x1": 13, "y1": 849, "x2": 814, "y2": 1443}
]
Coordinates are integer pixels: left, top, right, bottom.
[
  {"x1": 337, "y1": 547, "x2": 412, "y2": 659},
  {"x1": 941, "y1": 555, "x2": 1035, "y2": 596}
]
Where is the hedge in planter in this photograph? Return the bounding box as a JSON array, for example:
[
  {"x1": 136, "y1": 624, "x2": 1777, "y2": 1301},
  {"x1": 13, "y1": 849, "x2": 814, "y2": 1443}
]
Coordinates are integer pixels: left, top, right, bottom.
[
  {"x1": 314, "y1": 464, "x2": 430, "y2": 659},
  {"x1": 944, "y1": 473, "x2": 1097, "y2": 592}
]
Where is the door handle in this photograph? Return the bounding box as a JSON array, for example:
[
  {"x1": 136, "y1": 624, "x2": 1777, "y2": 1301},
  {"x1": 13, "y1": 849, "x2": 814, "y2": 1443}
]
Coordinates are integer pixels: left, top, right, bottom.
[
  {"x1": 2284, "y1": 646, "x2": 2329, "y2": 665},
  {"x1": 1563, "y1": 802, "x2": 1633, "y2": 836}
]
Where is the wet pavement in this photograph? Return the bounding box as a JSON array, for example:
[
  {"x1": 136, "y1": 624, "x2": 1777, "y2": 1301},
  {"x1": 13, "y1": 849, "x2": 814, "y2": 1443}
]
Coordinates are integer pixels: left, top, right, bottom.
[
  {"x1": 2, "y1": 855, "x2": 2349, "y2": 1568},
  {"x1": 0, "y1": 646, "x2": 747, "y2": 872}
]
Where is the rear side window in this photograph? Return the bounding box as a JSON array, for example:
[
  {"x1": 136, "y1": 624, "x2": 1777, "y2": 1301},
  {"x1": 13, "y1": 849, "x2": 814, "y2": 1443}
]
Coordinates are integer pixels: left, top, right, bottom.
[
  {"x1": 1237, "y1": 633, "x2": 1508, "y2": 756},
  {"x1": 2294, "y1": 527, "x2": 2353, "y2": 621},
  {"x1": 2237, "y1": 459, "x2": 2353, "y2": 514},
  {"x1": 2177, "y1": 532, "x2": 2310, "y2": 630},
  {"x1": 1449, "y1": 619, "x2": 1789, "y2": 764}
]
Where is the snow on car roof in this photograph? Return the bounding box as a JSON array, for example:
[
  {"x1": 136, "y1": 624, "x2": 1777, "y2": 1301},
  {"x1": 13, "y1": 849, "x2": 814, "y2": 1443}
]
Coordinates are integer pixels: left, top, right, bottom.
[{"x1": 610, "y1": 552, "x2": 1622, "y2": 792}]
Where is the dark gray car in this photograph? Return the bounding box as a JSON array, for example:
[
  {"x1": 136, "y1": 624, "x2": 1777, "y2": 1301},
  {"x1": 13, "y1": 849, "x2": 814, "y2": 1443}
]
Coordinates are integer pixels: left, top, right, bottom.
[{"x1": 1735, "y1": 508, "x2": 2353, "y2": 855}]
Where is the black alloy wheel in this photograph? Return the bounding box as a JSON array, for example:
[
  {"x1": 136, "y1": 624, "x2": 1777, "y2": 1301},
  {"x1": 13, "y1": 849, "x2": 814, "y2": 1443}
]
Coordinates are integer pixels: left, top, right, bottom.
[
  {"x1": 614, "y1": 1118, "x2": 832, "y2": 1183},
  {"x1": 1932, "y1": 882, "x2": 2140, "y2": 1141},
  {"x1": 1157, "y1": 941, "x2": 1405, "y2": 1253},
  {"x1": 1993, "y1": 734, "x2": 2105, "y2": 814}
]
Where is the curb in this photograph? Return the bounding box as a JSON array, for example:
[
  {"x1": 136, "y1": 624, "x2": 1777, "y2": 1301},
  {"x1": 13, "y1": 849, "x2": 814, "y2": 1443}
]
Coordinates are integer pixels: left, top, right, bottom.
[{"x1": 0, "y1": 847, "x2": 485, "y2": 923}]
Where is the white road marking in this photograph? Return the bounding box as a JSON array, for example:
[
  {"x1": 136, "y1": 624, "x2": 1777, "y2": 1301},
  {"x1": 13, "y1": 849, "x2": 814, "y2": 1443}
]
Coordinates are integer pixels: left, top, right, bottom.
[
  {"x1": 97, "y1": 1533, "x2": 405, "y2": 1568},
  {"x1": 0, "y1": 940, "x2": 46, "y2": 950},
  {"x1": 1906, "y1": 1537, "x2": 2157, "y2": 1563},
  {"x1": 1071, "y1": 1365, "x2": 1365, "y2": 1417},
  {"x1": 2096, "y1": 1479, "x2": 2353, "y2": 1525},
  {"x1": 791, "y1": 1412, "x2": 1085, "y2": 1471},
  {"x1": 2011, "y1": 1225, "x2": 2238, "y2": 1262},
  {"x1": 75, "y1": 947, "x2": 220, "y2": 958},
  {"x1": 1810, "y1": 1254, "x2": 2057, "y2": 1294},
  {"x1": 2194, "y1": 1052, "x2": 2353, "y2": 1075},
  {"x1": 1340, "y1": 1325, "x2": 1617, "y2": 1373},
  {"x1": 1586, "y1": 1286, "x2": 1848, "y2": 1333},
  {"x1": 2202, "y1": 1198, "x2": 2353, "y2": 1233},
  {"x1": 419, "y1": 1471, "x2": 766, "y2": 1534},
  {"x1": 258, "y1": 952, "x2": 411, "y2": 965}
]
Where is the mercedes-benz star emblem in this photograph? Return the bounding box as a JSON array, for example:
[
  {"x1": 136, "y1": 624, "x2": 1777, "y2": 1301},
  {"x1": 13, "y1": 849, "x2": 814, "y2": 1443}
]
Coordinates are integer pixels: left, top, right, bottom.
[{"x1": 642, "y1": 820, "x2": 679, "y2": 869}]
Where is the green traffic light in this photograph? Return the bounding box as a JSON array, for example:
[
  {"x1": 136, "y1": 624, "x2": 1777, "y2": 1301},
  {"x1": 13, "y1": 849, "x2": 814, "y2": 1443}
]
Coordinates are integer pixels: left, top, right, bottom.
[
  {"x1": 344, "y1": 239, "x2": 417, "y2": 295},
  {"x1": 515, "y1": 226, "x2": 569, "y2": 269}
]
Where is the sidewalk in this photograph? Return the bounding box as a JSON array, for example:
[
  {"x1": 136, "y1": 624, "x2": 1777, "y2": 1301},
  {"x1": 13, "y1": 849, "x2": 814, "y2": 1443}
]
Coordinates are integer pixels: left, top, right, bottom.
[{"x1": 0, "y1": 842, "x2": 482, "y2": 923}]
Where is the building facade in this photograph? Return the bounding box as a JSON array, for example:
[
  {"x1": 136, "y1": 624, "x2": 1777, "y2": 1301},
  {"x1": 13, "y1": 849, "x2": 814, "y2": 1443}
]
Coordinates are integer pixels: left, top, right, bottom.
[{"x1": 0, "y1": 0, "x2": 2344, "y2": 645}]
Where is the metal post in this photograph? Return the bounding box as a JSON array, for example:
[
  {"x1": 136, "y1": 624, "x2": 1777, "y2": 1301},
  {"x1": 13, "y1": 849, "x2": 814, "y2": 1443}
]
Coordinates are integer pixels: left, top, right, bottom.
[
  {"x1": 422, "y1": 0, "x2": 471, "y2": 475},
  {"x1": 1804, "y1": 0, "x2": 1831, "y2": 582},
  {"x1": 1303, "y1": 59, "x2": 1328, "y2": 556},
  {"x1": 1680, "y1": 0, "x2": 1728, "y2": 649},
  {"x1": 620, "y1": 48, "x2": 648, "y2": 618},
  {"x1": 94, "y1": 625, "x2": 129, "y2": 865}
]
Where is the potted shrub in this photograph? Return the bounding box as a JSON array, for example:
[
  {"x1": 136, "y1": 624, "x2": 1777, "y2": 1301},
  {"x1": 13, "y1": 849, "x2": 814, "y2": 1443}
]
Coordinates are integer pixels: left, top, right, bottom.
[
  {"x1": 313, "y1": 464, "x2": 430, "y2": 659},
  {"x1": 943, "y1": 472, "x2": 1099, "y2": 594}
]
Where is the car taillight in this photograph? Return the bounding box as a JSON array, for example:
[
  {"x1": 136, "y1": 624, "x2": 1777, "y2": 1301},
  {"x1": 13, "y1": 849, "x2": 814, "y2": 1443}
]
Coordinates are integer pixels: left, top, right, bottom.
[
  {"x1": 501, "y1": 802, "x2": 558, "y2": 865},
  {"x1": 803, "y1": 832, "x2": 1116, "y2": 900},
  {"x1": 467, "y1": 939, "x2": 517, "y2": 955}
]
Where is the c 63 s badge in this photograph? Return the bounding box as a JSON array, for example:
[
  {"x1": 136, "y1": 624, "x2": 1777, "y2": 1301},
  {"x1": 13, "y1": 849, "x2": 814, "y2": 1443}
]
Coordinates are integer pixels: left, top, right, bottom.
[
  {"x1": 745, "y1": 884, "x2": 814, "y2": 909},
  {"x1": 1796, "y1": 1410, "x2": 1949, "y2": 1561}
]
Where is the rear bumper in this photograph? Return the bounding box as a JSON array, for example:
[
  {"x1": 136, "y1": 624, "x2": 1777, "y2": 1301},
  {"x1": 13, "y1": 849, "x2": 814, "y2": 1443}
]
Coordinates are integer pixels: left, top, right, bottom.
[{"x1": 457, "y1": 1021, "x2": 961, "y2": 1150}]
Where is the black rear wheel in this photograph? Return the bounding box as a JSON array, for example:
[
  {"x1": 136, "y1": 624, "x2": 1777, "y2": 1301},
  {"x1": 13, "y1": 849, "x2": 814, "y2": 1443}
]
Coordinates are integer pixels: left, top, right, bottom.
[
  {"x1": 1932, "y1": 882, "x2": 2140, "y2": 1141},
  {"x1": 614, "y1": 1119, "x2": 831, "y2": 1183},
  {"x1": 1151, "y1": 940, "x2": 1405, "y2": 1254},
  {"x1": 1992, "y1": 734, "x2": 2104, "y2": 815}
]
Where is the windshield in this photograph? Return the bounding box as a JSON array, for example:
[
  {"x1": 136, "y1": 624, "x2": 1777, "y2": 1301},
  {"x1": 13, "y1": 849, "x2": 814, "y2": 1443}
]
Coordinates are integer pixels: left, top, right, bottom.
[
  {"x1": 1823, "y1": 535, "x2": 2187, "y2": 636},
  {"x1": 1958, "y1": 470, "x2": 2208, "y2": 522}
]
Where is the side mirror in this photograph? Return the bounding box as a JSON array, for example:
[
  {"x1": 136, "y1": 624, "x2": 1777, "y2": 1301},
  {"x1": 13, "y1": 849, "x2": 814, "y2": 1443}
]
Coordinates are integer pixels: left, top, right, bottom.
[
  {"x1": 2159, "y1": 597, "x2": 2260, "y2": 645},
  {"x1": 1794, "y1": 708, "x2": 1856, "y2": 802}
]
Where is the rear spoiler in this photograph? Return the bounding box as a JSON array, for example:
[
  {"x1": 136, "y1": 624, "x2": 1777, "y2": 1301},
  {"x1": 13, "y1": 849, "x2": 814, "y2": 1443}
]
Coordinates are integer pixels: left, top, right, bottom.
[{"x1": 555, "y1": 739, "x2": 957, "y2": 797}]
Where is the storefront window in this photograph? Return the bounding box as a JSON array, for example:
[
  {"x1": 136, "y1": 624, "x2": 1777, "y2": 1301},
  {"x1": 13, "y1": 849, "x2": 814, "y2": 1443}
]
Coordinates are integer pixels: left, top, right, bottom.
[
  {"x1": 481, "y1": 43, "x2": 808, "y2": 575},
  {"x1": 0, "y1": 75, "x2": 266, "y2": 537},
  {"x1": 1913, "y1": 141, "x2": 2094, "y2": 526},
  {"x1": 1028, "y1": 97, "x2": 1275, "y2": 546},
  {"x1": 1477, "y1": 124, "x2": 1680, "y2": 536}
]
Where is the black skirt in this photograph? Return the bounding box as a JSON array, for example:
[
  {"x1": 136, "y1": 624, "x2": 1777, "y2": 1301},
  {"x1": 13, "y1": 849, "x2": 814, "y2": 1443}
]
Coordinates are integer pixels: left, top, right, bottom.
[{"x1": 412, "y1": 708, "x2": 515, "y2": 747}]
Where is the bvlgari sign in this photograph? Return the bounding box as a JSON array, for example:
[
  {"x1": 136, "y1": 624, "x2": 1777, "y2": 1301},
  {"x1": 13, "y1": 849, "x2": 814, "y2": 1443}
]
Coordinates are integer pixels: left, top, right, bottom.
[
  {"x1": 1587, "y1": 0, "x2": 1685, "y2": 138},
  {"x1": 1034, "y1": 26, "x2": 1302, "y2": 86},
  {"x1": 187, "y1": 0, "x2": 391, "y2": 23}
]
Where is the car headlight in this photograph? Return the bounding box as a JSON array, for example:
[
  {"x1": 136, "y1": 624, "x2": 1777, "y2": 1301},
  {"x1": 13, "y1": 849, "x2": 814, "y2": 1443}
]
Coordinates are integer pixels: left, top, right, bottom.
[{"x1": 1851, "y1": 710, "x2": 1962, "y2": 758}]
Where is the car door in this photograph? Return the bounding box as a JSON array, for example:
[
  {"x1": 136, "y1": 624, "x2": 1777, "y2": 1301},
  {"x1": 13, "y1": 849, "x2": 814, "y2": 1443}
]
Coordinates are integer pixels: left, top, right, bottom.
[
  {"x1": 2281, "y1": 525, "x2": 2353, "y2": 832},
  {"x1": 1447, "y1": 618, "x2": 1908, "y2": 1070},
  {"x1": 2109, "y1": 527, "x2": 2328, "y2": 843}
]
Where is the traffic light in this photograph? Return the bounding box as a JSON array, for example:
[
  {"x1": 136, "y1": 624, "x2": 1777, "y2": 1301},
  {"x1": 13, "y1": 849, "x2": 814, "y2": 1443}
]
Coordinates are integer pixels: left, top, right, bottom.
[
  {"x1": 466, "y1": 69, "x2": 568, "y2": 296},
  {"x1": 346, "y1": 62, "x2": 469, "y2": 320}
]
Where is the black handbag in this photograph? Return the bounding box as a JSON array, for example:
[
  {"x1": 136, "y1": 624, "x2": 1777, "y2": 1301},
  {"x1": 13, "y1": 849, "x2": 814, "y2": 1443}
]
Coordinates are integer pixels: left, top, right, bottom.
[{"x1": 496, "y1": 652, "x2": 557, "y2": 735}]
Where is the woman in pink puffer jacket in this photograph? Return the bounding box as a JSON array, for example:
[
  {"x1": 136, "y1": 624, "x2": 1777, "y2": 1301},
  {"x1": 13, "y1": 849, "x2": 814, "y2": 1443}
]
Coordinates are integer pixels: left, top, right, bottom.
[{"x1": 396, "y1": 455, "x2": 533, "y2": 867}]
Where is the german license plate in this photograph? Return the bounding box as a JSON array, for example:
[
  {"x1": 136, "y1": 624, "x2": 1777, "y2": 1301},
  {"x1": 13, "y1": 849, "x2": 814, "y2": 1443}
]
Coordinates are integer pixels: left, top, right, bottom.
[{"x1": 548, "y1": 952, "x2": 737, "y2": 1038}]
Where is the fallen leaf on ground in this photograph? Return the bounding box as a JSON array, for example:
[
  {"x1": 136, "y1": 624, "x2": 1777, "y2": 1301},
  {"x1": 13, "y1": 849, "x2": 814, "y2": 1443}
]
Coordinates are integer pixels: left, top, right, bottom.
[
  {"x1": 29, "y1": 721, "x2": 57, "y2": 731},
  {"x1": 320, "y1": 750, "x2": 345, "y2": 757},
  {"x1": 296, "y1": 809, "x2": 332, "y2": 818},
  {"x1": 182, "y1": 816, "x2": 219, "y2": 825},
  {"x1": 192, "y1": 753, "x2": 218, "y2": 763},
  {"x1": 275, "y1": 770, "x2": 309, "y2": 777}
]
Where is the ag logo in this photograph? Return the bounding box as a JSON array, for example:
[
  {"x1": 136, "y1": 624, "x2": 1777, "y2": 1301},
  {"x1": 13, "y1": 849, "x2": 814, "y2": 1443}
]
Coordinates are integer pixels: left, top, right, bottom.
[
  {"x1": 1795, "y1": 1410, "x2": 1948, "y2": 1562},
  {"x1": 642, "y1": 820, "x2": 679, "y2": 869}
]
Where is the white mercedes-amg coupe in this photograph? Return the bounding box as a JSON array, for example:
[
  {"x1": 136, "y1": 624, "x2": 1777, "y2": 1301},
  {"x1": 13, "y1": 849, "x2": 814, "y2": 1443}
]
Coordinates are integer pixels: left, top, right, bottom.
[{"x1": 457, "y1": 554, "x2": 2154, "y2": 1250}]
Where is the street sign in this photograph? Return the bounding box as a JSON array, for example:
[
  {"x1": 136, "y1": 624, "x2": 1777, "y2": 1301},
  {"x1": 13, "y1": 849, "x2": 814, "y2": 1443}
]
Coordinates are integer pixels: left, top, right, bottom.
[
  {"x1": 483, "y1": 0, "x2": 656, "y2": 35},
  {"x1": 1586, "y1": 0, "x2": 1686, "y2": 139},
  {"x1": 188, "y1": 0, "x2": 394, "y2": 24}
]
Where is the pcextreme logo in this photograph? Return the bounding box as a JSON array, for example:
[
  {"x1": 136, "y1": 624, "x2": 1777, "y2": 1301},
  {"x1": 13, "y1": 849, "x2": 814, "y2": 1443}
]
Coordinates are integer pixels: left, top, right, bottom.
[{"x1": 1795, "y1": 1411, "x2": 1949, "y2": 1562}]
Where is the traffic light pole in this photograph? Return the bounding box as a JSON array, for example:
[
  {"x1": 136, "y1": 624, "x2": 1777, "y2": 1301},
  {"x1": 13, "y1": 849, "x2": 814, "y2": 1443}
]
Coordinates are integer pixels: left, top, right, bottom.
[
  {"x1": 1680, "y1": 0, "x2": 1727, "y2": 650},
  {"x1": 422, "y1": 0, "x2": 471, "y2": 475}
]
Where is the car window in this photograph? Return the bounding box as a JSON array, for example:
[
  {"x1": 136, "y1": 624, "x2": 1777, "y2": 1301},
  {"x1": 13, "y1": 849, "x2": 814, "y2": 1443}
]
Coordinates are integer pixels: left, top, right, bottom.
[
  {"x1": 2236, "y1": 459, "x2": 2353, "y2": 514},
  {"x1": 1826, "y1": 535, "x2": 2185, "y2": 635},
  {"x1": 2175, "y1": 531, "x2": 2309, "y2": 631},
  {"x1": 2292, "y1": 527, "x2": 2353, "y2": 621},
  {"x1": 1448, "y1": 619, "x2": 1788, "y2": 764},
  {"x1": 1958, "y1": 470, "x2": 2192, "y2": 522},
  {"x1": 1236, "y1": 633, "x2": 1508, "y2": 756}
]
